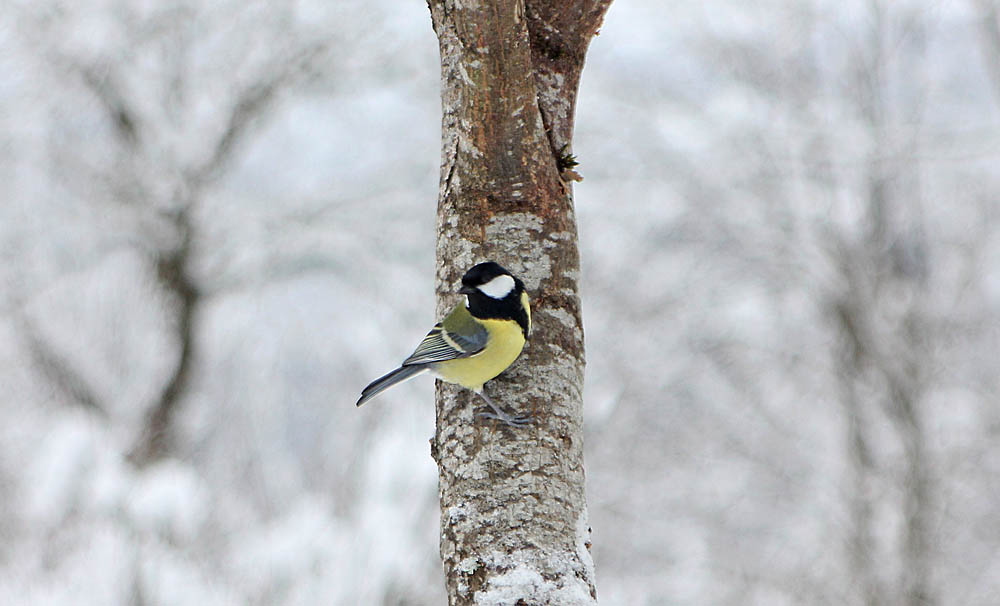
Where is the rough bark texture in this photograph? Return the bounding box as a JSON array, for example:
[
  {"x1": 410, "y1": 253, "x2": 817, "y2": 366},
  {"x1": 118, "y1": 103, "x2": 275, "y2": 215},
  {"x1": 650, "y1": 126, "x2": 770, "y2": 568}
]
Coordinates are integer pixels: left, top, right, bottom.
[{"x1": 426, "y1": 1, "x2": 611, "y2": 604}]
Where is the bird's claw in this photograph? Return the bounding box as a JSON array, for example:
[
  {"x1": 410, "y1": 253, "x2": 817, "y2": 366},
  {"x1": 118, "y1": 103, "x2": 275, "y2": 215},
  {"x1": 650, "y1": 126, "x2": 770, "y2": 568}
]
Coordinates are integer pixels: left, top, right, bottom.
[{"x1": 475, "y1": 409, "x2": 532, "y2": 427}]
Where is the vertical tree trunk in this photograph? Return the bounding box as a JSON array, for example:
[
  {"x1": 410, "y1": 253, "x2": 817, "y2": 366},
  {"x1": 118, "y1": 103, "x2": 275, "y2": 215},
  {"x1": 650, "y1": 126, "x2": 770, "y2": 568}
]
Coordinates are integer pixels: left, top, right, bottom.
[
  {"x1": 426, "y1": 1, "x2": 610, "y2": 604},
  {"x1": 834, "y1": 300, "x2": 883, "y2": 606}
]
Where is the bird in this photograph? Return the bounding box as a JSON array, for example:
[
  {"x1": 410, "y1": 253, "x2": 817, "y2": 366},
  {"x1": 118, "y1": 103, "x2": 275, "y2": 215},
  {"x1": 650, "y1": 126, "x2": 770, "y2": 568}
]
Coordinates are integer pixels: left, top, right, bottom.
[{"x1": 356, "y1": 261, "x2": 532, "y2": 426}]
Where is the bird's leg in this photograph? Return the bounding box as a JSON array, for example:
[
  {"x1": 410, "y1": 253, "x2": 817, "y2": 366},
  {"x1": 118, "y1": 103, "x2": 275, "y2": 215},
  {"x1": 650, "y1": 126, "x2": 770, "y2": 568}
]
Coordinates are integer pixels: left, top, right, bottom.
[{"x1": 474, "y1": 390, "x2": 531, "y2": 426}]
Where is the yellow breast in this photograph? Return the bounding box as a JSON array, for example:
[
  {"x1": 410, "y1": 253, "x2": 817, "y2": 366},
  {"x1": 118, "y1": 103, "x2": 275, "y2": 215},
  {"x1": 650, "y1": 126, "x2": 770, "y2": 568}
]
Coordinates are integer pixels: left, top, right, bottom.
[{"x1": 433, "y1": 318, "x2": 526, "y2": 392}]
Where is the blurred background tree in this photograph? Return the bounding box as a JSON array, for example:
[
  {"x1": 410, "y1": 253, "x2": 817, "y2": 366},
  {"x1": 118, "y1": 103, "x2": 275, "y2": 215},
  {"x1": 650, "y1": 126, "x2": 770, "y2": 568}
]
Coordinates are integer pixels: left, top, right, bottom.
[{"x1": 1, "y1": 1, "x2": 998, "y2": 605}]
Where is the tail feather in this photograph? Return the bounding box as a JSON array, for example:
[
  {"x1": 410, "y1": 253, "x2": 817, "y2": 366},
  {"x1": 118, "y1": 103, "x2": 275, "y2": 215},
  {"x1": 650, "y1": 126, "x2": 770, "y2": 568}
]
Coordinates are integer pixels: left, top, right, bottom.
[{"x1": 356, "y1": 365, "x2": 428, "y2": 407}]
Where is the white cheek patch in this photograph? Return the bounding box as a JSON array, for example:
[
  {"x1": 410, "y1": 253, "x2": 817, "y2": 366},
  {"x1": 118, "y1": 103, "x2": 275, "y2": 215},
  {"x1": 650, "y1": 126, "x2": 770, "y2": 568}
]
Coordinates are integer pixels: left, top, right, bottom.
[{"x1": 477, "y1": 274, "x2": 515, "y2": 299}]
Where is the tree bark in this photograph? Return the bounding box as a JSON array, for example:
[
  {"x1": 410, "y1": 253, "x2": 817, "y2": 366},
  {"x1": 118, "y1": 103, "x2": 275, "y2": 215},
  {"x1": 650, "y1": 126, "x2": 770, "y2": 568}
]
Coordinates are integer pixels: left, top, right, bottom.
[{"x1": 426, "y1": 0, "x2": 610, "y2": 604}]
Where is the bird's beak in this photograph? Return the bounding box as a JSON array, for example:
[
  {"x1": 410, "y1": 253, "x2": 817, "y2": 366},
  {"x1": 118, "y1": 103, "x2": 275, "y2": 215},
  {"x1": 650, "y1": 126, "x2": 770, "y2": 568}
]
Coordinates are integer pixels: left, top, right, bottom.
[{"x1": 459, "y1": 285, "x2": 476, "y2": 295}]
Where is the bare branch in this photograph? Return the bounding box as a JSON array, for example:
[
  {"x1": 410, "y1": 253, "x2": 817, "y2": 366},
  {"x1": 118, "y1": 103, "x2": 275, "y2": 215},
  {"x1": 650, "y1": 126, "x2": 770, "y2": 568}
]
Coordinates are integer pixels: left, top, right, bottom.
[
  {"x1": 192, "y1": 42, "x2": 330, "y2": 186},
  {"x1": 74, "y1": 63, "x2": 142, "y2": 148},
  {"x1": 976, "y1": 0, "x2": 1000, "y2": 107},
  {"x1": 16, "y1": 311, "x2": 109, "y2": 418}
]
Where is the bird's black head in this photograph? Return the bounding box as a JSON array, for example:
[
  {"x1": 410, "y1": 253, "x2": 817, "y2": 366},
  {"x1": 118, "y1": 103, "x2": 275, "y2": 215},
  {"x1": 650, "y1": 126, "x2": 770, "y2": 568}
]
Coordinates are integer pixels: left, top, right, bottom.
[
  {"x1": 458, "y1": 261, "x2": 530, "y2": 336},
  {"x1": 459, "y1": 262, "x2": 517, "y2": 297}
]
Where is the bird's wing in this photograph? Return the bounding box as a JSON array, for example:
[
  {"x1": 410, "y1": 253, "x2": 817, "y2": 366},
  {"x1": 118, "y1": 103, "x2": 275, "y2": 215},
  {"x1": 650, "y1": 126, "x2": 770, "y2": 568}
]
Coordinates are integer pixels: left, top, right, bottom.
[{"x1": 401, "y1": 309, "x2": 487, "y2": 366}]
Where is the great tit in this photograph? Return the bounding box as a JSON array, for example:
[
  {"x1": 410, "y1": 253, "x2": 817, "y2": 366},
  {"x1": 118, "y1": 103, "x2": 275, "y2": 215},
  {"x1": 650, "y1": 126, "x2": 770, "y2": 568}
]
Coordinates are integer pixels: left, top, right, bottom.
[{"x1": 356, "y1": 261, "x2": 532, "y2": 426}]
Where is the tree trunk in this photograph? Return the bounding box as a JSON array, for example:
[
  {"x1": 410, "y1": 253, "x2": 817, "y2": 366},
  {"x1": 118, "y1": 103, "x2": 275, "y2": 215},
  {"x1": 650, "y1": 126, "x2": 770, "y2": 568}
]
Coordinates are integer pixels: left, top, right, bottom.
[
  {"x1": 834, "y1": 299, "x2": 883, "y2": 606},
  {"x1": 128, "y1": 207, "x2": 199, "y2": 466},
  {"x1": 426, "y1": 1, "x2": 610, "y2": 604}
]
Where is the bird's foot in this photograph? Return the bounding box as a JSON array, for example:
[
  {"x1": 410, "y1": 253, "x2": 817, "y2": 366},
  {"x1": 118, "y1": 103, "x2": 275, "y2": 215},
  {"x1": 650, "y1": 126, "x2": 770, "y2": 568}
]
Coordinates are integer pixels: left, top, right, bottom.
[
  {"x1": 475, "y1": 391, "x2": 532, "y2": 427},
  {"x1": 475, "y1": 409, "x2": 532, "y2": 427}
]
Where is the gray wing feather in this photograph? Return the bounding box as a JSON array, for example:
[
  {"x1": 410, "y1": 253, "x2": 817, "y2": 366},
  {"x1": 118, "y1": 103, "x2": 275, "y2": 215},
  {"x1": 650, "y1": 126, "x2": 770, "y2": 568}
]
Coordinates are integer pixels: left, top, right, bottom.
[{"x1": 402, "y1": 322, "x2": 487, "y2": 366}]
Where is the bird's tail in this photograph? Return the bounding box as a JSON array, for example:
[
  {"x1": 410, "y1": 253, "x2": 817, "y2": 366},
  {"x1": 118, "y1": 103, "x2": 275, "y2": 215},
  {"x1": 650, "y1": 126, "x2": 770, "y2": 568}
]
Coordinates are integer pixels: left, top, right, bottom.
[{"x1": 356, "y1": 365, "x2": 428, "y2": 407}]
